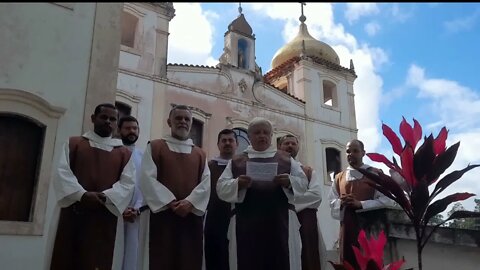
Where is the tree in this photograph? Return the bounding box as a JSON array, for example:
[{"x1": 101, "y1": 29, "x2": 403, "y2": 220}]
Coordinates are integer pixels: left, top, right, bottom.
[
  {"x1": 447, "y1": 202, "x2": 479, "y2": 229},
  {"x1": 474, "y1": 199, "x2": 480, "y2": 230},
  {"x1": 427, "y1": 214, "x2": 444, "y2": 226},
  {"x1": 475, "y1": 199, "x2": 480, "y2": 212}
]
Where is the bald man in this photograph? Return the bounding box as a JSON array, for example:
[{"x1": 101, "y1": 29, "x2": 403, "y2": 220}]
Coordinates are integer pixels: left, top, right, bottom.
[{"x1": 217, "y1": 117, "x2": 309, "y2": 270}]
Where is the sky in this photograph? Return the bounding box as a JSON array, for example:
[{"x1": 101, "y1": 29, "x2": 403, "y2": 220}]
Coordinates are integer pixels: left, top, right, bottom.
[{"x1": 166, "y1": 3, "x2": 480, "y2": 214}]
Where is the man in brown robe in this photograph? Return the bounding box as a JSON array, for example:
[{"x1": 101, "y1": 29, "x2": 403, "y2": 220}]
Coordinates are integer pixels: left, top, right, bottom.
[
  {"x1": 279, "y1": 135, "x2": 322, "y2": 270},
  {"x1": 139, "y1": 105, "x2": 211, "y2": 270},
  {"x1": 217, "y1": 117, "x2": 309, "y2": 270},
  {"x1": 328, "y1": 139, "x2": 392, "y2": 269},
  {"x1": 50, "y1": 103, "x2": 135, "y2": 270},
  {"x1": 205, "y1": 129, "x2": 238, "y2": 270}
]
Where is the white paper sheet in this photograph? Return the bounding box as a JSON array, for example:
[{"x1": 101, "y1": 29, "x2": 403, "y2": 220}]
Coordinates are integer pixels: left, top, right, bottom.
[{"x1": 246, "y1": 161, "x2": 278, "y2": 181}]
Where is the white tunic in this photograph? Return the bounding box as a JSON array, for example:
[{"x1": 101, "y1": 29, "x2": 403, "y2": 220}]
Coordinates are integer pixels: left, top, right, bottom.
[
  {"x1": 137, "y1": 135, "x2": 211, "y2": 270},
  {"x1": 122, "y1": 146, "x2": 144, "y2": 270},
  {"x1": 293, "y1": 160, "x2": 323, "y2": 212},
  {"x1": 216, "y1": 145, "x2": 309, "y2": 270},
  {"x1": 52, "y1": 130, "x2": 136, "y2": 270}
]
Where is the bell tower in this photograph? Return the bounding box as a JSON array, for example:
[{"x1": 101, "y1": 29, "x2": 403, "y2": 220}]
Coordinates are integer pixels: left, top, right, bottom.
[{"x1": 218, "y1": 3, "x2": 256, "y2": 72}]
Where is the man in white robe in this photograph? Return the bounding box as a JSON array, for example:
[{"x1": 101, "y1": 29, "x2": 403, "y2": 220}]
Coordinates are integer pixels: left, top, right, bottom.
[
  {"x1": 50, "y1": 103, "x2": 135, "y2": 270},
  {"x1": 328, "y1": 139, "x2": 393, "y2": 269},
  {"x1": 217, "y1": 117, "x2": 309, "y2": 270},
  {"x1": 119, "y1": 115, "x2": 144, "y2": 270},
  {"x1": 138, "y1": 105, "x2": 210, "y2": 270},
  {"x1": 279, "y1": 134, "x2": 322, "y2": 270}
]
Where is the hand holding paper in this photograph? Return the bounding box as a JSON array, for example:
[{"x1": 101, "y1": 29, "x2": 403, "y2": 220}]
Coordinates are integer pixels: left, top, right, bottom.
[
  {"x1": 246, "y1": 161, "x2": 278, "y2": 181},
  {"x1": 238, "y1": 175, "x2": 252, "y2": 190},
  {"x1": 273, "y1": 173, "x2": 290, "y2": 188}
]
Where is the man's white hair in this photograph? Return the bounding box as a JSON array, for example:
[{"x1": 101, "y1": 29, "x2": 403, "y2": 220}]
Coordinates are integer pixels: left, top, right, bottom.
[{"x1": 248, "y1": 117, "x2": 273, "y2": 133}]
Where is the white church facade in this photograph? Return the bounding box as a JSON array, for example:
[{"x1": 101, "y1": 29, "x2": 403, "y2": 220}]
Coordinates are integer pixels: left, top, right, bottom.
[{"x1": 115, "y1": 3, "x2": 359, "y2": 268}]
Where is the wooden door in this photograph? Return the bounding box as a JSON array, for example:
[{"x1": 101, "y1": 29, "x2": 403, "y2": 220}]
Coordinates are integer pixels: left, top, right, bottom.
[{"x1": 0, "y1": 114, "x2": 44, "y2": 221}]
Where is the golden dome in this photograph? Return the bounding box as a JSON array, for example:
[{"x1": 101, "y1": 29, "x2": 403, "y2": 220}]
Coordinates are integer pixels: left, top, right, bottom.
[{"x1": 271, "y1": 23, "x2": 340, "y2": 69}]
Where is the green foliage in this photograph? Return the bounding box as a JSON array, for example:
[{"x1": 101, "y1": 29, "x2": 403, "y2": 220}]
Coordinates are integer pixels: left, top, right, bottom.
[{"x1": 446, "y1": 202, "x2": 480, "y2": 230}]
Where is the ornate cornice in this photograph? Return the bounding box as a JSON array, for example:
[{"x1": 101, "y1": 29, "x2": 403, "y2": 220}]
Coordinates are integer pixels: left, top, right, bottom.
[{"x1": 141, "y1": 2, "x2": 175, "y2": 19}]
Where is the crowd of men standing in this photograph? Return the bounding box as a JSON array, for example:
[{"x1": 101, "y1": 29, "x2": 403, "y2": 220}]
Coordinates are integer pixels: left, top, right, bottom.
[{"x1": 49, "y1": 103, "x2": 393, "y2": 270}]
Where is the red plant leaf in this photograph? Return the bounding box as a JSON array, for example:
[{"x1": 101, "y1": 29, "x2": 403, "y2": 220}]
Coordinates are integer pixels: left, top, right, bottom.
[
  {"x1": 400, "y1": 146, "x2": 417, "y2": 187},
  {"x1": 383, "y1": 123, "x2": 403, "y2": 156},
  {"x1": 383, "y1": 258, "x2": 405, "y2": 270},
  {"x1": 357, "y1": 230, "x2": 371, "y2": 257},
  {"x1": 343, "y1": 261, "x2": 356, "y2": 270},
  {"x1": 353, "y1": 230, "x2": 388, "y2": 270},
  {"x1": 412, "y1": 135, "x2": 435, "y2": 185},
  {"x1": 424, "y1": 193, "x2": 476, "y2": 226},
  {"x1": 367, "y1": 153, "x2": 401, "y2": 172},
  {"x1": 329, "y1": 261, "x2": 356, "y2": 270},
  {"x1": 359, "y1": 168, "x2": 413, "y2": 217},
  {"x1": 366, "y1": 260, "x2": 382, "y2": 270},
  {"x1": 431, "y1": 164, "x2": 480, "y2": 200},
  {"x1": 400, "y1": 117, "x2": 415, "y2": 148},
  {"x1": 352, "y1": 245, "x2": 369, "y2": 270},
  {"x1": 410, "y1": 179, "x2": 430, "y2": 224},
  {"x1": 433, "y1": 127, "x2": 448, "y2": 155},
  {"x1": 370, "y1": 231, "x2": 387, "y2": 267},
  {"x1": 426, "y1": 142, "x2": 460, "y2": 184},
  {"x1": 412, "y1": 118, "x2": 423, "y2": 148},
  {"x1": 444, "y1": 210, "x2": 480, "y2": 223}
]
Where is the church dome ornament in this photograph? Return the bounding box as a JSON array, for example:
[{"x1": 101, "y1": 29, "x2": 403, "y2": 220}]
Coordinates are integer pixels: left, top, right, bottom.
[{"x1": 271, "y1": 3, "x2": 340, "y2": 69}]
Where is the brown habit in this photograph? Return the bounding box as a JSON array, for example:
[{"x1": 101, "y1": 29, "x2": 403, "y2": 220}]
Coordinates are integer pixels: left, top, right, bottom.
[
  {"x1": 204, "y1": 160, "x2": 231, "y2": 270},
  {"x1": 297, "y1": 165, "x2": 321, "y2": 270},
  {"x1": 148, "y1": 139, "x2": 206, "y2": 270},
  {"x1": 231, "y1": 150, "x2": 292, "y2": 270},
  {"x1": 335, "y1": 170, "x2": 375, "y2": 270},
  {"x1": 50, "y1": 136, "x2": 131, "y2": 270}
]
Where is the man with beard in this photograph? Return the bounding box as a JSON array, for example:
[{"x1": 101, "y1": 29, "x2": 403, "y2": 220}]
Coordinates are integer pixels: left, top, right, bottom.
[
  {"x1": 328, "y1": 139, "x2": 393, "y2": 269},
  {"x1": 205, "y1": 129, "x2": 238, "y2": 270},
  {"x1": 50, "y1": 103, "x2": 135, "y2": 270},
  {"x1": 118, "y1": 115, "x2": 144, "y2": 270},
  {"x1": 139, "y1": 105, "x2": 211, "y2": 270},
  {"x1": 278, "y1": 135, "x2": 322, "y2": 270},
  {"x1": 216, "y1": 117, "x2": 309, "y2": 270}
]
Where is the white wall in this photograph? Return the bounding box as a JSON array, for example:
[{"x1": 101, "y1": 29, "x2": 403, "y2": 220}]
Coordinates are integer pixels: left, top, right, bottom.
[
  {"x1": 392, "y1": 237, "x2": 480, "y2": 270},
  {"x1": 0, "y1": 3, "x2": 122, "y2": 269}
]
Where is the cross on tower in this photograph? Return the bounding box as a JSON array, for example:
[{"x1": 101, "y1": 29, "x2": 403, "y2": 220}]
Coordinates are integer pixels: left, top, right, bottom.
[{"x1": 299, "y1": 2, "x2": 306, "y2": 23}]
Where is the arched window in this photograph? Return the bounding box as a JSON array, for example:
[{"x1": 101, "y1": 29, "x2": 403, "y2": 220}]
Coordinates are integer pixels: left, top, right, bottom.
[
  {"x1": 115, "y1": 101, "x2": 132, "y2": 120},
  {"x1": 237, "y1": 39, "x2": 249, "y2": 69},
  {"x1": 233, "y1": 128, "x2": 250, "y2": 154},
  {"x1": 190, "y1": 118, "x2": 203, "y2": 148},
  {"x1": 323, "y1": 80, "x2": 338, "y2": 107},
  {"x1": 0, "y1": 89, "x2": 64, "y2": 235},
  {"x1": 0, "y1": 113, "x2": 45, "y2": 222},
  {"x1": 325, "y1": 147, "x2": 342, "y2": 182}
]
